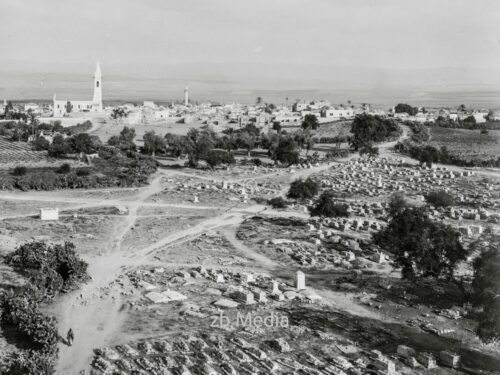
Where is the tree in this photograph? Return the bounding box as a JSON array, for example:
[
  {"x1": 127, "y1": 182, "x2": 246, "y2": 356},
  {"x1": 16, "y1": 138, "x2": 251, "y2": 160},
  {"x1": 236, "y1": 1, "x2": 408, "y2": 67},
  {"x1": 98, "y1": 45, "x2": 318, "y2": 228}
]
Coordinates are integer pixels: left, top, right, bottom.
[
  {"x1": 458, "y1": 104, "x2": 466, "y2": 112},
  {"x1": 287, "y1": 178, "x2": 319, "y2": 200},
  {"x1": 67, "y1": 133, "x2": 100, "y2": 154},
  {"x1": 301, "y1": 114, "x2": 319, "y2": 131},
  {"x1": 185, "y1": 128, "x2": 215, "y2": 167},
  {"x1": 387, "y1": 192, "x2": 409, "y2": 217},
  {"x1": 48, "y1": 134, "x2": 70, "y2": 157},
  {"x1": 256, "y1": 97, "x2": 262, "y2": 105},
  {"x1": 65, "y1": 101, "x2": 73, "y2": 114},
  {"x1": 204, "y1": 149, "x2": 235, "y2": 170},
  {"x1": 394, "y1": 103, "x2": 418, "y2": 116},
  {"x1": 270, "y1": 136, "x2": 300, "y2": 166},
  {"x1": 142, "y1": 130, "x2": 166, "y2": 158},
  {"x1": 425, "y1": 190, "x2": 455, "y2": 207},
  {"x1": 373, "y1": 206, "x2": 468, "y2": 280},
  {"x1": 110, "y1": 107, "x2": 129, "y2": 122},
  {"x1": 264, "y1": 103, "x2": 276, "y2": 114},
  {"x1": 220, "y1": 128, "x2": 237, "y2": 152},
  {"x1": 272, "y1": 122, "x2": 282, "y2": 133},
  {"x1": 108, "y1": 126, "x2": 136, "y2": 152},
  {"x1": 359, "y1": 143, "x2": 379, "y2": 159},
  {"x1": 472, "y1": 243, "x2": 500, "y2": 308},
  {"x1": 471, "y1": 238, "x2": 500, "y2": 342},
  {"x1": 309, "y1": 191, "x2": 350, "y2": 218},
  {"x1": 164, "y1": 133, "x2": 189, "y2": 157},
  {"x1": 417, "y1": 145, "x2": 440, "y2": 167},
  {"x1": 237, "y1": 130, "x2": 256, "y2": 157},
  {"x1": 350, "y1": 114, "x2": 401, "y2": 151},
  {"x1": 3, "y1": 100, "x2": 14, "y2": 119}
]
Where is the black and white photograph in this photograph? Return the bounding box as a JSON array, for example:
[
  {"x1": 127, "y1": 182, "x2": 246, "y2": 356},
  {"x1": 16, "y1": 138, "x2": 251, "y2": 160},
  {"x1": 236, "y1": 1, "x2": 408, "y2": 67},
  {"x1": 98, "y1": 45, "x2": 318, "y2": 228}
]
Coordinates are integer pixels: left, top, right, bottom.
[{"x1": 0, "y1": 1, "x2": 499, "y2": 374}]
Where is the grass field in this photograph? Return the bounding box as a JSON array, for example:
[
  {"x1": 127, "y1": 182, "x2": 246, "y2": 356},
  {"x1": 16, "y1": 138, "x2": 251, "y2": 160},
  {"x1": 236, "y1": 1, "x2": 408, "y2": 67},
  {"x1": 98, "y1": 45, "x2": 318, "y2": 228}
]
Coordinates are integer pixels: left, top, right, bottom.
[{"x1": 429, "y1": 127, "x2": 500, "y2": 161}]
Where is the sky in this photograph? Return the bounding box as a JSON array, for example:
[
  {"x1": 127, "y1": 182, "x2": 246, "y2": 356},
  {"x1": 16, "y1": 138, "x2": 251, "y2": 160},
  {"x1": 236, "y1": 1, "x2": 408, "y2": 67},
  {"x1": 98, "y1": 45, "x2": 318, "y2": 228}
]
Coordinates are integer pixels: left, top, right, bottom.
[{"x1": 1, "y1": 0, "x2": 500, "y2": 106}]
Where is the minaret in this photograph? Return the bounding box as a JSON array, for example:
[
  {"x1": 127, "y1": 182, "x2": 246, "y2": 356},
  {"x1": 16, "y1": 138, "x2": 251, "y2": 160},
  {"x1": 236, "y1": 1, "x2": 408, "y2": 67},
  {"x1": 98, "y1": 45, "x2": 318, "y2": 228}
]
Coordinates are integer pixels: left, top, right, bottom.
[
  {"x1": 184, "y1": 86, "x2": 189, "y2": 106},
  {"x1": 92, "y1": 62, "x2": 103, "y2": 111}
]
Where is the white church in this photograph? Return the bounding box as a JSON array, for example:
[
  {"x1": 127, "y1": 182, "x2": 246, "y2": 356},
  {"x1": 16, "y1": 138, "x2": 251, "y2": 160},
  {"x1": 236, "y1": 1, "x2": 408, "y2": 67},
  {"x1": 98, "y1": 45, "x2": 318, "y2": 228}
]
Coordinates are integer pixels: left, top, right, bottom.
[{"x1": 53, "y1": 62, "x2": 103, "y2": 117}]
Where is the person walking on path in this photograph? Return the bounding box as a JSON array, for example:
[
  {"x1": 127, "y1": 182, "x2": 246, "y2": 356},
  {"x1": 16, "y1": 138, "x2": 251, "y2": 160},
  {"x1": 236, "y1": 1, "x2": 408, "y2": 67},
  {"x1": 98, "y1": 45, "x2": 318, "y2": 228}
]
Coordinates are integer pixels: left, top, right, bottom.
[{"x1": 67, "y1": 328, "x2": 74, "y2": 346}]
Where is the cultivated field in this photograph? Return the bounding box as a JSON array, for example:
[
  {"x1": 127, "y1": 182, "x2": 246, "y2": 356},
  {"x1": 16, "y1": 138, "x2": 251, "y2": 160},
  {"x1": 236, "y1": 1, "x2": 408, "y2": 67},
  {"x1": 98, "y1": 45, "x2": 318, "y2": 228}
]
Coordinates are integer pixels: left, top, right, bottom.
[{"x1": 429, "y1": 127, "x2": 500, "y2": 162}]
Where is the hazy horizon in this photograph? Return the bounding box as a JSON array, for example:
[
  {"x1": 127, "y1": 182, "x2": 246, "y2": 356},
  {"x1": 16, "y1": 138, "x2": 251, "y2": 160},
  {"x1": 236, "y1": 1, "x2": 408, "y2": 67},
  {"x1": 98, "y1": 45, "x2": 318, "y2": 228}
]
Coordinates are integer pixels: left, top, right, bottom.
[{"x1": 1, "y1": 0, "x2": 500, "y2": 108}]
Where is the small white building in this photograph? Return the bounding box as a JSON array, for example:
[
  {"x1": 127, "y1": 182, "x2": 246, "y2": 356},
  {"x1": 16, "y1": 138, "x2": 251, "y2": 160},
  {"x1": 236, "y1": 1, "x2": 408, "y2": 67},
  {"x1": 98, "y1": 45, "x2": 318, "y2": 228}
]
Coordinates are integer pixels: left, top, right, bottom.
[
  {"x1": 40, "y1": 208, "x2": 59, "y2": 221},
  {"x1": 322, "y1": 107, "x2": 355, "y2": 120}
]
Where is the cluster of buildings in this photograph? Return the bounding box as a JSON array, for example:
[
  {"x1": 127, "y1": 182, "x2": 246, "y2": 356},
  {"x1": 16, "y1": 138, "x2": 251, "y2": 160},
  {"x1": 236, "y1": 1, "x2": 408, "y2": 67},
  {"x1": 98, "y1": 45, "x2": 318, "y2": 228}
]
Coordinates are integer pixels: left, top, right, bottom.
[
  {"x1": 391, "y1": 106, "x2": 494, "y2": 124},
  {"x1": 1, "y1": 62, "x2": 499, "y2": 128}
]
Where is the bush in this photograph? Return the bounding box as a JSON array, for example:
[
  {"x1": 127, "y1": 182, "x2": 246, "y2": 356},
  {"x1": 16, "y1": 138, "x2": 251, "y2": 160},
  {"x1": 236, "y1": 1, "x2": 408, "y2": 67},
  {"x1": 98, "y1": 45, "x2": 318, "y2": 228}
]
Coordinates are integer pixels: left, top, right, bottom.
[
  {"x1": 12, "y1": 166, "x2": 27, "y2": 176},
  {"x1": 31, "y1": 137, "x2": 50, "y2": 151},
  {"x1": 287, "y1": 178, "x2": 319, "y2": 200},
  {"x1": 0, "y1": 291, "x2": 59, "y2": 354},
  {"x1": 1, "y1": 350, "x2": 57, "y2": 375},
  {"x1": 267, "y1": 197, "x2": 288, "y2": 209},
  {"x1": 57, "y1": 163, "x2": 71, "y2": 174},
  {"x1": 4, "y1": 241, "x2": 89, "y2": 294},
  {"x1": 408, "y1": 122, "x2": 430, "y2": 143},
  {"x1": 76, "y1": 168, "x2": 91, "y2": 176},
  {"x1": 251, "y1": 158, "x2": 263, "y2": 166},
  {"x1": 425, "y1": 190, "x2": 455, "y2": 207},
  {"x1": 309, "y1": 191, "x2": 350, "y2": 218}
]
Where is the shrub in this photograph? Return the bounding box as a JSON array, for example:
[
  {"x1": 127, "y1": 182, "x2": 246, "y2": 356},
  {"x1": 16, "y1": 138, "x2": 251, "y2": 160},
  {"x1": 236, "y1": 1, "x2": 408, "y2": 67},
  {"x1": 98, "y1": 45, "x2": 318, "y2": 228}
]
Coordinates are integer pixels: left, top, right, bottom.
[
  {"x1": 309, "y1": 191, "x2": 350, "y2": 218},
  {"x1": 76, "y1": 168, "x2": 91, "y2": 176},
  {"x1": 267, "y1": 197, "x2": 288, "y2": 209},
  {"x1": 31, "y1": 137, "x2": 50, "y2": 151},
  {"x1": 12, "y1": 166, "x2": 27, "y2": 176},
  {"x1": 425, "y1": 190, "x2": 455, "y2": 207},
  {"x1": 0, "y1": 291, "x2": 59, "y2": 354},
  {"x1": 57, "y1": 163, "x2": 71, "y2": 174},
  {"x1": 4, "y1": 241, "x2": 89, "y2": 293},
  {"x1": 1, "y1": 350, "x2": 57, "y2": 375},
  {"x1": 251, "y1": 158, "x2": 263, "y2": 166},
  {"x1": 287, "y1": 178, "x2": 319, "y2": 200}
]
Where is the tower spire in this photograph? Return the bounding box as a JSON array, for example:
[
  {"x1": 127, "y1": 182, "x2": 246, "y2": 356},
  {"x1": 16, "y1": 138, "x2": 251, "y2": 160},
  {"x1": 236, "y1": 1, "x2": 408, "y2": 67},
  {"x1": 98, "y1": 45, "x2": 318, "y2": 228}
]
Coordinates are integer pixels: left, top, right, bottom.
[
  {"x1": 184, "y1": 86, "x2": 189, "y2": 106},
  {"x1": 92, "y1": 61, "x2": 103, "y2": 110}
]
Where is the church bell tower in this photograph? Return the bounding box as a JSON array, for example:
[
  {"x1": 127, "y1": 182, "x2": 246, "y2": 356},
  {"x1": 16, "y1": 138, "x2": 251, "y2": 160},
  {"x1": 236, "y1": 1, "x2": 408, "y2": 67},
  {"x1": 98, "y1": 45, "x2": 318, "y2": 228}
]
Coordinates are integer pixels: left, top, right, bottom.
[{"x1": 92, "y1": 62, "x2": 103, "y2": 111}]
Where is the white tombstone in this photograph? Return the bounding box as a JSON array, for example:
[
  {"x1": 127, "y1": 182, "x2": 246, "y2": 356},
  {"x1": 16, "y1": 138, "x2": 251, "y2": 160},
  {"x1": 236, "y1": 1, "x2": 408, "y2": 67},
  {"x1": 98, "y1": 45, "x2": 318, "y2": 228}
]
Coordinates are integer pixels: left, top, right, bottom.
[
  {"x1": 40, "y1": 208, "x2": 59, "y2": 221},
  {"x1": 193, "y1": 195, "x2": 199, "y2": 203},
  {"x1": 295, "y1": 271, "x2": 306, "y2": 291},
  {"x1": 271, "y1": 280, "x2": 280, "y2": 294}
]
